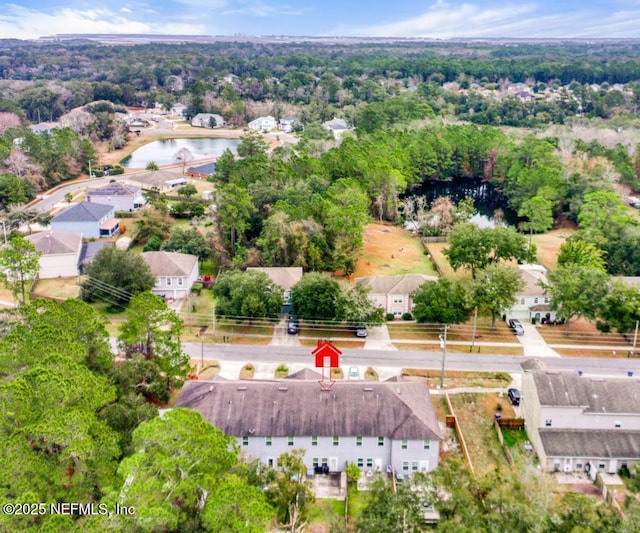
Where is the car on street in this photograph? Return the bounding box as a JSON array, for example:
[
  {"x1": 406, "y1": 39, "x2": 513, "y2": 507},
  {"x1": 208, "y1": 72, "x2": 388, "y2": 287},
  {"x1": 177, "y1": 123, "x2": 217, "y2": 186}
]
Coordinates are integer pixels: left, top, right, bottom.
[
  {"x1": 348, "y1": 366, "x2": 360, "y2": 379},
  {"x1": 508, "y1": 388, "x2": 521, "y2": 406},
  {"x1": 508, "y1": 318, "x2": 525, "y2": 335},
  {"x1": 355, "y1": 325, "x2": 368, "y2": 338}
]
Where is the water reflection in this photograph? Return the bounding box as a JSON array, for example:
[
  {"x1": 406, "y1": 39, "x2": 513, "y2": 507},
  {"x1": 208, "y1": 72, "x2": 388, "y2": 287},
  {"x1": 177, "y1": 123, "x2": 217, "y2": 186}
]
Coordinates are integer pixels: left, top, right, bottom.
[
  {"x1": 121, "y1": 137, "x2": 241, "y2": 168},
  {"x1": 407, "y1": 177, "x2": 518, "y2": 227}
]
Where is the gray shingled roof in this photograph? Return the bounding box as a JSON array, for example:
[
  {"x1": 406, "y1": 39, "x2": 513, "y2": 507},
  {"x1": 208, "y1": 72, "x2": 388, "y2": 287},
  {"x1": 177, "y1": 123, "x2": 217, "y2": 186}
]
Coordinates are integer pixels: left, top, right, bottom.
[
  {"x1": 87, "y1": 183, "x2": 140, "y2": 196},
  {"x1": 355, "y1": 274, "x2": 437, "y2": 295},
  {"x1": 176, "y1": 379, "x2": 443, "y2": 440},
  {"x1": 532, "y1": 370, "x2": 640, "y2": 413},
  {"x1": 26, "y1": 230, "x2": 82, "y2": 254},
  {"x1": 247, "y1": 267, "x2": 303, "y2": 290},
  {"x1": 539, "y1": 429, "x2": 640, "y2": 458},
  {"x1": 141, "y1": 251, "x2": 197, "y2": 277},
  {"x1": 52, "y1": 201, "x2": 112, "y2": 223}
]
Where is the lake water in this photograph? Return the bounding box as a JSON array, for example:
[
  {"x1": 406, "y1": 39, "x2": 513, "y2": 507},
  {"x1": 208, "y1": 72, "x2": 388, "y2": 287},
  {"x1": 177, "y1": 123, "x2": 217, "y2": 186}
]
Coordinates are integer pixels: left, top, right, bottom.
[
  {"x1": 120, "y1": 137, "x2": 241, "y2": 168},
  {"x1": 407, "y1": 177, "x2": 519, "y2": 227}
]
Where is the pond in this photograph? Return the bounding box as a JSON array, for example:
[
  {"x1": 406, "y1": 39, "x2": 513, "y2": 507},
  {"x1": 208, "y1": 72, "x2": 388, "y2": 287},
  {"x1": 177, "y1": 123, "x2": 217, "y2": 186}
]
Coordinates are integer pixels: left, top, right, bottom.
[
  {"x1": 120, "y1": 137, "x2": 241, "y2": 168},
  {"x1": 407, "y1": 177, "x2": 519, "y2": 228}
]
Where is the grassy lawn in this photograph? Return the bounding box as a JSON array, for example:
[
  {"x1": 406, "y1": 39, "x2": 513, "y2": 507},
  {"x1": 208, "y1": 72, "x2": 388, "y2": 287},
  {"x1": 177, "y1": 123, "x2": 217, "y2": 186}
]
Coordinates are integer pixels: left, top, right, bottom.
[
  {"x1": 423, "y1": 242, "x2": 469, "y2": 280},
  {"x1": 537, "y1": 318, "x2": 629, "y2": 347},
  {"x1": 31, "y1": 277, "x2": 81, "y2": 300},
  {"x1": 448, "y1": 393, "x2": 513, "y2": 475},
  {"x1": 501, "y1": 428, "x2": 537, "y2": 467},
  {"x1": 346, "y1": 484, "x2": 366, "y2": 528},
  {"x1": 353, "y1": 223, "x2": 438, "y2": 278},
  {"x1": 401, "y1": 369, "x2": 512, "y2": 389},
  {"x1": 307, "y1": 498, "x2": 346, "y2": 531},
  {"x1": 531, "y1": 227, "x2": 575, "y2": 270},
  {"x1": 388, "y1": 318, "x2": 519, "y2": 343}
]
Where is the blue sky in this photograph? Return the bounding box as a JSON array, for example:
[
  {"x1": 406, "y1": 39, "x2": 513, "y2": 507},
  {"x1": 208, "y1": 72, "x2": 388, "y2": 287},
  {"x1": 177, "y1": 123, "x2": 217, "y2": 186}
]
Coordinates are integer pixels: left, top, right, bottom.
[{"x1": 2, "y1": 1, "x2": 640, "y2": 40}]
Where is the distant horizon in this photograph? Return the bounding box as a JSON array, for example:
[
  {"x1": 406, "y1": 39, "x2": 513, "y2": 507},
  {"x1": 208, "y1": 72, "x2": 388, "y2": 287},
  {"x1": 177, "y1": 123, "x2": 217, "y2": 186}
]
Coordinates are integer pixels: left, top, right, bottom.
[{"x1": 2, "y1": 1, "x2": 640, "y2": 41}]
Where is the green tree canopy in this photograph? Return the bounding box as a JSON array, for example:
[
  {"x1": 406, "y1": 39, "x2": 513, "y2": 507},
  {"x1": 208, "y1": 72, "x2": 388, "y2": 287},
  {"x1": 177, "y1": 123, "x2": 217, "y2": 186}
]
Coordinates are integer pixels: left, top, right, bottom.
[
  {"x1": 0, "y1": 234, "x2": 41, "y2": 304},
  {"x1": 597, "y1": 280, "x2": 640, "y2": 336},
  {"x1": 291, "y1": 272, "x2": 342, "y2": 321},
  {"x1": 81, "y1": 247, "x2": 156, "y2": 308},
  {"x1": 162, "y1": 227, "x2": 211, "y2": 261},
  {"x1": 557, "y1": 236, "x2": 606, "y2": 271},
  {"x1": 412, "y1": 278, "x2": 470, "y2": 324},
  {"x1": 470, "y1": 263, "x2": 524, "y2": 329},
  {"x1": 213, "y1": 269, "x2": 284, "y2": 319}
]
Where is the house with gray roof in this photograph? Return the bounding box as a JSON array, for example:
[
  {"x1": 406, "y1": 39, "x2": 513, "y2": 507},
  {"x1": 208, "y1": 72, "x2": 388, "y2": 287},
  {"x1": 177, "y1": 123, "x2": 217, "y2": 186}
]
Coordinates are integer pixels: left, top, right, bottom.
[
  {"x1": 191, "y1": 113, "x2": 226, "y2": 129},
  {"x1": 86, "y1": 182, "x2": 145, "y2": 212},
  {"x1": 25, "y1": 230, "x2": 82, "y2": 278},
  {"x1": 505, "y1": 264, "x2": 556, "y2": 324},
  {"x1": 355, "y1": 274, "x2": 438, "y2": 318},
  {"x1": 521, "y1": 366, "x2": 640, "y2": 475},
  {"x1": 176, "y1": 377, "x2": 442, "y2": 476},
  {"x1": 247, "y1": 266, "x2": 303, "y2": 313},
  {"x1": 51, "y1": 202, "x2": 118, "y2": 239},
  {"x1": 78, "y1": 241, "x2": 114, "y2": 274},
  {"x1": 141, "y1": 251, "x2": 199, "y2": 299}
]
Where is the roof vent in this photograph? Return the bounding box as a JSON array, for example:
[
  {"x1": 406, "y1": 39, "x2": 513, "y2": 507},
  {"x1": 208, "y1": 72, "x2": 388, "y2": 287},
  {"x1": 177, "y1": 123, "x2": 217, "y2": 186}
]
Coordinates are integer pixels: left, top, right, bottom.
[
  {"x1": 237, "y1": 386, "x2": 247, "y2": 391},
  {"x1": 278, "y1": 387, "x2": 288, "y2": 392},
  {"x1": 363, "y1": 387, "x2": 374, "y2": 392}
]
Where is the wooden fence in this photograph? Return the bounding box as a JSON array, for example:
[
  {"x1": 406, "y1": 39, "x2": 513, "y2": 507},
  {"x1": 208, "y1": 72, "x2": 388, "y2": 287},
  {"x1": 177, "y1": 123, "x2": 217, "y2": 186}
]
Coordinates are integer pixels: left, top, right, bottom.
[
  {"x1": 497, "y1": 418, "x2": 526, "y2": 429},
  {"x1": 493, "y1": 419, "x2": 514, "y2": 466},
  {"x1": 444, "y1": 392, "x2": 474, "y2": 474}
]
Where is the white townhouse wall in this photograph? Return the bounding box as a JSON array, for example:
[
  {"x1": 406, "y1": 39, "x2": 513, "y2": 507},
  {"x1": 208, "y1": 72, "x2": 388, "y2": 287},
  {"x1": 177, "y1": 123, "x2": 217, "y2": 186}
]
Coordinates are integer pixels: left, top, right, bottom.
[
  {"x1": 521, "y1": 366, "x2": 640, "y2": 474},
  {"x1": 140, "y1": 251, "x2": 199, "y2": 299},
  {"x1": 355, "y1": 274, "x2": 438, "y2": 318},
  {"x1": 176, "y1": 375, "x2": 442, "y2": 476},
  {"x1": 25, "y1": 230, "x2": 83, "y2": 279}
]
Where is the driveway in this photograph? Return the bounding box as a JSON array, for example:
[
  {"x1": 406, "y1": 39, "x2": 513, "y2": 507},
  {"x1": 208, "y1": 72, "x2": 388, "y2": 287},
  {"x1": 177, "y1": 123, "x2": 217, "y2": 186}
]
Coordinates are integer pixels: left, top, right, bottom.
[
  {"x1": 269, "y1": 317, "x2": 302, "y2": 347},
  {"x1": 517, "y1": 323, "x2": 561, "y2": 357},
  {"x1": 364, "y1": 324, "x2": 397, "y2": 351}
]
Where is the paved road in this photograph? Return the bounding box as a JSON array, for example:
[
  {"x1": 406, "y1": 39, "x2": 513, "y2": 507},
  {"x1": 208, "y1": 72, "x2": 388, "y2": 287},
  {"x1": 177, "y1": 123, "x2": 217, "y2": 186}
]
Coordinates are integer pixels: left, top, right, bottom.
[{"x1": 184, "y1": 342, "x2": 640, "y2": 377}]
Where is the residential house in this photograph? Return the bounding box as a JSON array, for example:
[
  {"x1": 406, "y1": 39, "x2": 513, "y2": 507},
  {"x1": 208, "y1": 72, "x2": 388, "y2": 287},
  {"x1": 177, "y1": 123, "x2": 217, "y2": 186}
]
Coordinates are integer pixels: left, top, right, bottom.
[
  {"x1": 355, "y1": 274, "x2": 438, "y2": 318},
  {"x1": 521, "y1": 364, "x2": 640, "y2": 476},
  {"x1": 51, "y1": 202, "x2": 119, "y2": 239},
  {"x1": 127, "y1": 169, "x2": 188, "y2": 192},
  {"x1": 25, "y1": 230, "x2": 82, "y2": 278},
  {"x1": 322, "y1": 118, "x2": 351, "y2": 139},
  {"x1": 247, "y1": 266, "x2": 303, "y2": 314},
  {"x1": 170, "y1": 103, "x2": 187, "y2": 117},
  {"x1": 505, "y1": 264, "x2": 556, "y2": 324},
  {"x1": 186, "y1": 162, "x2": 216, "y2": 179},
  {"x1": 176, "y1": 376, "x2": 443, "y2": 476},
  {"x1": 278, "y1": 116, "x2": 299, "y2": 133},
  {"x1": 247, "y1": 116, "x2": 277, "y2": 132},
  {"x1": 86, "y1": 182, "x2": 146, "y2": 212},
  {"x1": 141, "y1": 251, "x2": 199, "y2": 299},
  {"x1": 191, "y1": 113, "x2": 226, "y2": 129},
  {"x1": 78, "y1": 241, "x2": 114, "y2": 274}
]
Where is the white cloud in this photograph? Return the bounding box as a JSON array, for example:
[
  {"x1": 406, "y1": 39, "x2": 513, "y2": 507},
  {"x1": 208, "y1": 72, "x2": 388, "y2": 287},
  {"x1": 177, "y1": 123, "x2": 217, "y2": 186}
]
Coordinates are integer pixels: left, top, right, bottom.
[
  {"x1": 342, "y1": 2, "x2": 640, "y2": 38},
  {"x1": 0, "y1": 5, "x2": 207, "y2": 39},
  {"x1": 121, "y1": 7, "x2": 133, "y2": 14}
]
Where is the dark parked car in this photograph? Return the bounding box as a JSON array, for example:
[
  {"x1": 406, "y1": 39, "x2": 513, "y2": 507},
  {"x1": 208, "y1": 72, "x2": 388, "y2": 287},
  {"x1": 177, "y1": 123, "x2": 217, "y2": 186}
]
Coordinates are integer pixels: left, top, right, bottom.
[
  {"x1": 508, "y1": 388, "x2": 521, "y2": 406},
  {"x1": 508, "y1": 318, "x2": 525, "y2": 335},
  {"x1": 287, "y1": 318, "x2": 299, "y2": 335},
  {"x1": 355, "y1": 325, "x2": 368, "y2": 338}
]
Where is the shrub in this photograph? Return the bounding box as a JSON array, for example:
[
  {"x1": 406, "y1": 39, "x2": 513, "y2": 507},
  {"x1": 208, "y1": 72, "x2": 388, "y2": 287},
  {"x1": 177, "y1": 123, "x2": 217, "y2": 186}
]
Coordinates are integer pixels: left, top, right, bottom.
[
  {"x1": 386, "y1": 313, "x2": 395, "y2": 321},
  {"x1": 402, "y1": 312, "x2": 413, "y2": 321}
]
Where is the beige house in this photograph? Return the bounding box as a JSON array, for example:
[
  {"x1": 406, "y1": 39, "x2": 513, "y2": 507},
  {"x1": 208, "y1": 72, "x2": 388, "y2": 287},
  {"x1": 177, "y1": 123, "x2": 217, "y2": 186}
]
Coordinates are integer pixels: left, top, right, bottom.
[
  {"x1": 521, "y1": 363, "x2": 640, "y2": 476},
  {"x1": 26, "y1": 230, "x2": 82, "y2": 279},
  {"x1": 247, "y1": 266, "x2": 303, "y2": 313},
  {"x1": 141, "y1": 251, "x2": 199, "y2": 300},
  {"x1": 355, "y1": 274, "x2": 437, "y2": 318},
  {"x1": 505, "y1": 264, "x2": 556, "y2": 324}
]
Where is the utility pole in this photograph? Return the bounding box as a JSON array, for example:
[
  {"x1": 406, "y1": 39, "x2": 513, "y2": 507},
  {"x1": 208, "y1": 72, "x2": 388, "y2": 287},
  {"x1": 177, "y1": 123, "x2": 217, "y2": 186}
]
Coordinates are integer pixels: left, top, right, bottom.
[
  {"x1": 633, "y1": 319, "x2": 639, "y2": 355},
  {"x1": 470, "y1": 306, "x2": 478, "y2": 352},
  {"x1": 439, "y1": 324, "x2": 448, "y2": 389}
]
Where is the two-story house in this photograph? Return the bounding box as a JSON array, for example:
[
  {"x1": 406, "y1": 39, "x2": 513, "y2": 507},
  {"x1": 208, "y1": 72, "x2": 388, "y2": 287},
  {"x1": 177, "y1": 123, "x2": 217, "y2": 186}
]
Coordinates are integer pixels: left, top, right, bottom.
[
  {"x1": 355, "y1": 274, "x2": 438, "y2": 318},
  {"x1": 86, "y1": 182, "x2": 146, "y2": 212},
  {"x1": 247, "y1": 266, "x2": 303, "y2": 314},
  {"x1": 247, "y1": 116, "x2": 277, "y2": 132},
  {"x1": 521, "y1": 364, "x2": 640, "y2": 475},
  {"x1": 25, "y1": 230, "x2": 83, "y2": 278},
  {"x1": 176, "y1": 375, "x2": 442, "y2": 476},
  {"x1": 140, "y1": 251, "x2": 199, "y2": 300},
  {"x1": 191, "y1": 113, "x2": 226, "y2": 129},
  {"x1": 505, "y1": 264, "x2": 556, "y2": 324},
  {"x1": 51, "y1": 201, "x2": 119, "y2": 239}
]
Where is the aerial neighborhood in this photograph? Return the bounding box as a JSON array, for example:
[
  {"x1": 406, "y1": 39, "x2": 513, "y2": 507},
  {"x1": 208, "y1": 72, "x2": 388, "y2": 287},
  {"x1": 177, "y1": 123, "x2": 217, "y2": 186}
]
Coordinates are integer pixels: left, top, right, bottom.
[{"x1": 3, "y1": 30, "x2": 640, "y2": 532}]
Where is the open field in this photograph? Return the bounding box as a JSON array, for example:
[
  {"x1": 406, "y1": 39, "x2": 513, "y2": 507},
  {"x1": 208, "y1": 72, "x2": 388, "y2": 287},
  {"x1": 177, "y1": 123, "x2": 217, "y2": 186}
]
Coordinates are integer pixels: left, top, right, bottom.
[
  {"x1": 31, "y1": 277, "x2": 81, "y2": 300},
  {"x1": 537, "y1": 318, "x2": 630, "y2": 347},
  {"x1": 423, "y1": 241, "x2": 469, "y2": 279},
  {"x1": 353, "y1": 223, "x2": 438, "y2": 279},
  {"x1": 531, "y1": 227, "x2": 576, "y2": 270},
  {"x1": 401, "y1": 369, "x2": 512, "y2": 389}
]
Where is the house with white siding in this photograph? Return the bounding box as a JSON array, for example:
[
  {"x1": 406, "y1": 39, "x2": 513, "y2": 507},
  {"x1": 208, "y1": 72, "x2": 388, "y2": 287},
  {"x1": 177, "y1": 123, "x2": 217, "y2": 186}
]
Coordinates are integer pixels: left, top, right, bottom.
[
  {"x1": 505, "y1": 264, "x2": 556, "y2": 324},
  {"x1": 176, "y1": 373, "x2": 442, "y2": 476},
  {"x1": 51, "y1": 202, "x2": 119, "y2": 239},
  {"x1": 355, "y1": 274, "x2": 438, "y2": 318},
  {"x1": 191, "y1": 113, "x2": 226, "y2": 128},
  {"x1": 247, "y1": 115, "x2": 276, "y2": 132},
  {"x1": 25, "y1": 230, "x2": 82, "y2": 279},
  {"x1": 86, "y1": 182, "x2": 145, "y2": 212},
  {"x1": 140, "y1": 251, "x2": 199, "y2": 300},
  {"x1": 521, "y1": 363, "x2": 640, "y2": 476}
]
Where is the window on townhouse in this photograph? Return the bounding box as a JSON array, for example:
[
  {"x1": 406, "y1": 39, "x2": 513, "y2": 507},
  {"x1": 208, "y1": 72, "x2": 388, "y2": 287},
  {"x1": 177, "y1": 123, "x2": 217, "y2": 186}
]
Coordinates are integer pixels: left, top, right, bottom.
[
  {"x1": 534, "y1": 297, "x2": 539, "y2": 304},
  {"x1": 321, "y1": 458, "x2": 328, "y2": 467},
  {"x1": 266, "y1": 436, "x2": 272, "y2": 446},
  {"x1": 545, "y1": 419, "x2": 552, "y2": 427},
  {"x1": 288, "y1": 436, "x2": 294, "y2": 446},
  {"x1": 242, "y1": 436, "x2": 249, "y2": 446},
  {"x1": 311, "y1": 436, "x2": 318, "y2": 446},
  {"x1": 401, "y1": 440, "x2": 408, "y2": 450},
  {"x1": 402, "y1": 461, "x2": 409, "y2": 471},
  {"x1": 378, "y1": 436, "x2": 384, "y2": 447},
  {"x1": 412, "y1": 461, "x2": 418, "y2": 471},
  {"x1": 313, "y1": 458, "x2": 319, "y2": 467},
  {"x1": 357, "y1": 458, "x2": 364, "y2": 468},
  {"x1": 544, "y1": 297, "x2": 550, "y2": 303},
  {"x1": 178, "y1": 277, "x2": 183, "y2": 286},
  {"x1": 356, "y1": 436, "x2": 363, "y2": 447},
  {"x1": 366, "y1": 458, "x2": 373, "y2": 468},
  {"x1": 615, "y1": 422, "x2": 621, "y2": 428},
  {"x1": 166, "y1": 277, "x2": 172, "y2": 286},
  {"x1": 333, "y1": 436, "x2": 339, "y2": 446},
  {"x1": 423, "y1": 440, "x2": 430, "y2": 450},
  {"x1": 392, "y1": 295, "x2": 404, "y2": 304}
]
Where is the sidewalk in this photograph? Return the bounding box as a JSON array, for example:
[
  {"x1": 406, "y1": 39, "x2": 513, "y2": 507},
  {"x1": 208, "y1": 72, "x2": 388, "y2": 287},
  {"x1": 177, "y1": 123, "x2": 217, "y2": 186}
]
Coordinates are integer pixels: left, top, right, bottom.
[
  {"x1": 517, "y1": 323, "x2": 561, "y2": 357},
  {"x1": 364, "y1": 324, "x2": 397, "y2": 351}
]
